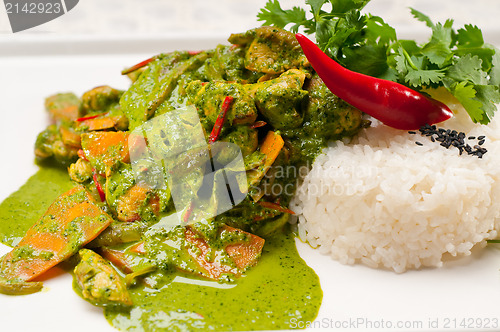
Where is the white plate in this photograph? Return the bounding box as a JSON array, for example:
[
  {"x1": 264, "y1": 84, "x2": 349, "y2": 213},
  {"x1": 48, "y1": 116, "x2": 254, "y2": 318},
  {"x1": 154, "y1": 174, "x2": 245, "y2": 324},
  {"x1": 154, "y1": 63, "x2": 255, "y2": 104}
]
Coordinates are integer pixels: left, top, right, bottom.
[{"x1": 1, "y1": 38, "x2": 500, "y2": 332}]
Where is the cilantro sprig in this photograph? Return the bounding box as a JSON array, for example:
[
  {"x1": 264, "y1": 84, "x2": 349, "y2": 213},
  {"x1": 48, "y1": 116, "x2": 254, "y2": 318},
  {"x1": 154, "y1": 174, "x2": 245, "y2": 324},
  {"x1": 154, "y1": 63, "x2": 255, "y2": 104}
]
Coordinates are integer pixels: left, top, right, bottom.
[{"x1": 257, "y1": 0, "x2": 500, "y2": 124}]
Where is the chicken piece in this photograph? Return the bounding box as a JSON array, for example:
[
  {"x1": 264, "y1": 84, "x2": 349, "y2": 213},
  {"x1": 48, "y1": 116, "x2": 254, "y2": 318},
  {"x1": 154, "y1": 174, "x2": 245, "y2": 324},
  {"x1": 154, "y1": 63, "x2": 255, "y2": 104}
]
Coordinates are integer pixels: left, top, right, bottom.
[
  {"x1": 186, "y1": 80, "x2": 258, "y2": 129},
  {"x1": 220, "y1": 125, "x2": 258, "y2": 157},
  {"x1": 73, "y1": 249, "x2": 132, "y2": 307},
  {"x1": 228, "y1": 26, "x2": 309, "y2": 74},
  {"x1": 202, "y1": 44, "x2": 263, "y2": 83},
  {"x1": 34, "y1": 124, "x2": 79, "y2": 166},
  {"x1": 251, "y1": 69, "x2": 308, "y2": 129},
  {"x1": 80, "y1": 85, "x2": 122, "y2": 115},
  {"x1": 44, "y1": 92, "x2": 80, "y2": 123},
  {"x1": 68, "y1": 158, "x2": 93, "y2": 183}
]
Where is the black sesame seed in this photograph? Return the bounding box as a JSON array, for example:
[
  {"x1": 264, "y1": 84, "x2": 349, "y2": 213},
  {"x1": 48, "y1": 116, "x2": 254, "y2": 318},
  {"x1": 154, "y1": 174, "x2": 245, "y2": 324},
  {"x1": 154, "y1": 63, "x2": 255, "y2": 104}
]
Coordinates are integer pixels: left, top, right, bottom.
[
  {"x1": 408, "y1": 131, "x2": 416, "y2": 134},
  {"x1": 479, "y1": 139, "x2": 485, "y2": 145},
  {"x1": 468, "y1": 136, "x2": 476, "y2": 140},
  {"x1": 478, "y1": 136, "x2": 485, "y2": 140},
  {"x1": 415, "y1": 141, "x2": 423, "y2": 146}
]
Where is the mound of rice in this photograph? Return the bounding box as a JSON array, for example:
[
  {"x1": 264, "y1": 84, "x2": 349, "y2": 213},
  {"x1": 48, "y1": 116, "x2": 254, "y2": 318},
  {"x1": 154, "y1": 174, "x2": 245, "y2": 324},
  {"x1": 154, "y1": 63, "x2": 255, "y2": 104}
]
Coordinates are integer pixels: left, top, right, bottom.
[{"x1": 290, "y1": 95, "x2": 500, "y2": 273}]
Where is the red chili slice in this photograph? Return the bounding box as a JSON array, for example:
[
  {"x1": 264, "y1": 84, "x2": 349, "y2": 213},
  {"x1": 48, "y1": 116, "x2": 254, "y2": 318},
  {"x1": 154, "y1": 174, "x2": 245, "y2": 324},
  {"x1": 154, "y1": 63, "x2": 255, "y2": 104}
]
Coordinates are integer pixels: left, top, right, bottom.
[
  {"x1": 208, "y1": 96, "x2": 234, "y2": 144},
  {"x1": 121, "y1": 57, "x2": 154, "y2": 75},
  {"x1": 92, "y1": 168, "x2": 106, "y2": 202}
]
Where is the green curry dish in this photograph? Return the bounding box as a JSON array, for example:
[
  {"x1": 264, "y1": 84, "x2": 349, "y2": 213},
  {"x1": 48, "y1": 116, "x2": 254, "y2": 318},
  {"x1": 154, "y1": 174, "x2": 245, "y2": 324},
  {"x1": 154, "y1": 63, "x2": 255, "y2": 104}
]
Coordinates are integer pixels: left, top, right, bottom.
[{"x1": 1, "y1": 25, "x2": 365, "y2": 330}]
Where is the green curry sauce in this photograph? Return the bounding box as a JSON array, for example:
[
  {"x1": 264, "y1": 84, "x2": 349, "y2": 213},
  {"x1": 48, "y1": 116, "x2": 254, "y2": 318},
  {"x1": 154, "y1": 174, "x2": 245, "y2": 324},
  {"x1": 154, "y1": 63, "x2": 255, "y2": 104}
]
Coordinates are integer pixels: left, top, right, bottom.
[{"x1": 0, "y1": 166, "x2": 322, "y2": 331}]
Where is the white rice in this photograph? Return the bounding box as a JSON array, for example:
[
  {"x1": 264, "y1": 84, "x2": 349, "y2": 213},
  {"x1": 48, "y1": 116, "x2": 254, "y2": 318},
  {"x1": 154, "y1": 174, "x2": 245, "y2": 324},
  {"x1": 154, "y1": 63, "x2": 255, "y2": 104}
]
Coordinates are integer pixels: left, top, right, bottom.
[{"x1": 290, "y1": 94, "x2": 500, "y2": 273}]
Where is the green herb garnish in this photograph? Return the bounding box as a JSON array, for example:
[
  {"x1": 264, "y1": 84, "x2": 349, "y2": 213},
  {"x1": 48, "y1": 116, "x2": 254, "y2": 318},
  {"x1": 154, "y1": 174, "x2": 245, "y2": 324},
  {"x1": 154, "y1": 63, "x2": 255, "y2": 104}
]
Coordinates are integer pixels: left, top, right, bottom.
[{"x1": 257, "y1": 0, "x2": 500, "y2": 124}]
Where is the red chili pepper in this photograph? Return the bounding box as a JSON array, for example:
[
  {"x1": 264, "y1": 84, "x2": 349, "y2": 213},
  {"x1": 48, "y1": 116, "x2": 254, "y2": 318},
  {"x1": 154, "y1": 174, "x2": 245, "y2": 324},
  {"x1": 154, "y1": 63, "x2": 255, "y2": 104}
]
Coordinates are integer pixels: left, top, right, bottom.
[
  {"x1": 121, "y1": 57, "x2": 154, "y2": 75},
  {"x1": 92, "y1": 168, "x2": 106, "y2": 202},
  {"x1": 76, "y1": 114, "x2": 100, "y2": 122},
  {"x1": 188, "y1": 50, "x2": 202, "y2": 55},
  {"x1": 295, "y1": 34, "x2": 453, "y2": 130},
  {"x1": 77, "y1": 149, "x2": 88, "y2": 161},
  {"x1": 258, "y1": 201, "x2": 295, "y2": 215},
  {"x1": 208, "y1": 96, "x2": 234, "y2": 144}
]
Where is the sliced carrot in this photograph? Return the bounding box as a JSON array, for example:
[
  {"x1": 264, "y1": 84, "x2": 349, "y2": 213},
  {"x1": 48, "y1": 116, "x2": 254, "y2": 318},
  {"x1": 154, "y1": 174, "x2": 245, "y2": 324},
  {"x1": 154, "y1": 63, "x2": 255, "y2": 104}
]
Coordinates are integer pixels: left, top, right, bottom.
[
  {"x1": 114, "y1": 185, "x2": 152, "y2": 222},
  {"x1": 224, "y1": 225, "x2": 265, "y2": 270},
  {"x1": 98, "y1": 247, "x2": 134, "y2": 274},
  {"x1": 0, "y1": 186, "x2": 113, "y2": 282},
  {"x1": 81, "y1": 131, "x2": 130, "y2": 174},
  {"x1": 44, "y1": 93, "x2": 80, "y2": 122},
  {"x1": 78, "y1": 115, "x2": 124, "y2": 131},
  {"x1": 184, "y1": 225, "x2": 264, "y2": 280},
  {"x1": 129, "y1": 241, "x2": 146, "y2": 255},
  {"x1": 59, "y1": 126, "x2": 81, "y2": 147},
  {"x1": 247, "y1": 131, "x2": 284, "y2": 188}
]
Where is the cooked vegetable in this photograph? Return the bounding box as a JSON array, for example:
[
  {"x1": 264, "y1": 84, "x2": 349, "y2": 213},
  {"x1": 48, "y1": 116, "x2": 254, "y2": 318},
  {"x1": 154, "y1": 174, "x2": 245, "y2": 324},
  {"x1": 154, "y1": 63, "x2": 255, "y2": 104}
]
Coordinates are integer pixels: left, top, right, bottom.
[
  {"x1": 0, "y1": 25, "x2": 360, "y2": 330},
  {"x1": 0, "y1": 186, "x2": 113, "y2": 285},
  {"x1": 74, "y1": 249, "x2": 132, "y2": 307},
  {"x1": 81, "y1": 131, "x2": 130, "y2": 175},
  {"x1": 247, "y1": 131, "x2": 284, "y2": 188},
  {"x1": 295, "y1": 33, "x2": 453, "y2": 130},
  {"x1": 0, "y1": 276, "x2": 43, "y2": 295}
]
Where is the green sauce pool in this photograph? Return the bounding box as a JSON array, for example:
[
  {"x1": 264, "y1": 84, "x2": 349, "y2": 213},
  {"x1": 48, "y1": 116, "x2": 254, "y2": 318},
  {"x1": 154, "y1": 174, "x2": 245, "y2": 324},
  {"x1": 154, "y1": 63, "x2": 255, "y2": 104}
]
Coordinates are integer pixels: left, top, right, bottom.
[{"x1": 0, "y1": 166, "x2": 323, "y2": 331}]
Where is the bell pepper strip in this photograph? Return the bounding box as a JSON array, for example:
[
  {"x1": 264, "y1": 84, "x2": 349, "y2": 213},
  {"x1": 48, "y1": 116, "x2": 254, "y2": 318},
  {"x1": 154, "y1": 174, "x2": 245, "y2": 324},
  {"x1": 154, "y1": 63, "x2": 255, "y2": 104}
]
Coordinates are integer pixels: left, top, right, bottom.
[
  {"x1": 0, "y1": 186, "x2": 113, "y2": 284},
  {"x1": 208, "y1": 96, "x2": 234, "y2": 144},
  {"x1": 121, "y1": 57, "x2": 154, "y2": 75},
  {"x1": 295, "y1": 33, "x2": 453, "y2": 130}
]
